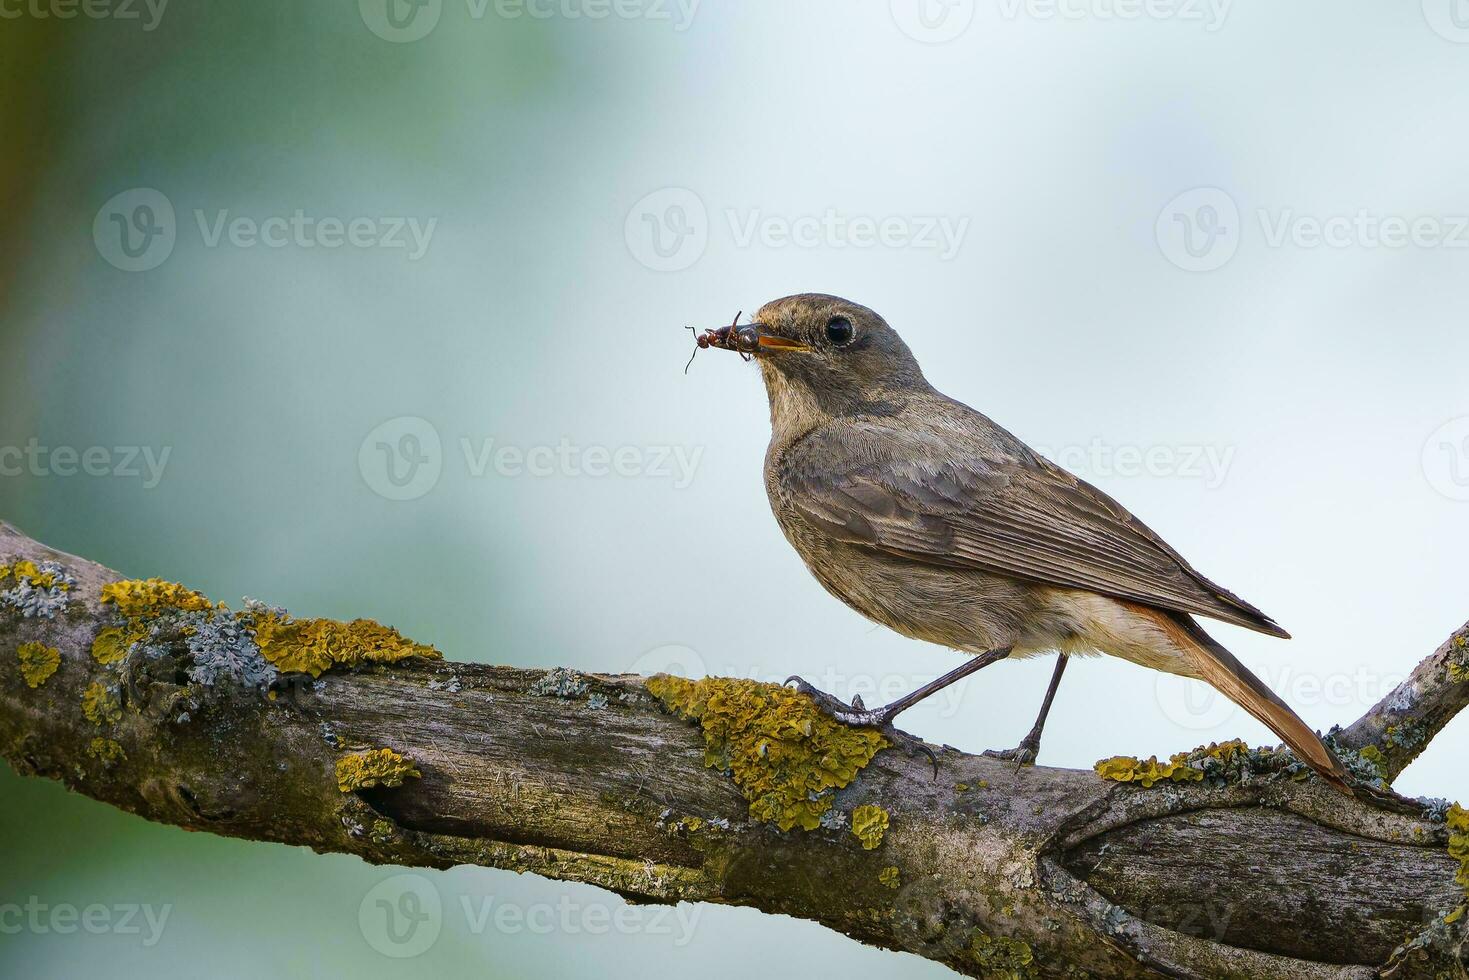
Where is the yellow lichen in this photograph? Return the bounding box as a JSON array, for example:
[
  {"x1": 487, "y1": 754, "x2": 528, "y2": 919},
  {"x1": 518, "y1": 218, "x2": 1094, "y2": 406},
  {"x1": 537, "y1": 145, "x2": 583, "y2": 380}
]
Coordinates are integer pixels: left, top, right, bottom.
[
  {"x1": 878, "y1": 866, "x2": 900, "y2": 889},
  {"x1": 1449, "y1": 804, "x2": 1469, "y2": 893},
  {"x1": 335, "y1": 748, "x2": 421, "y2": 792},
  {"x1": 968, "y1": 931, "x2": 1039, "y2": 979},
  {"x1": 86, "y1": 738, "x2": 126, "y2": 765},
  {"x1": 851, "y1": 804, "x2": 890, "y2": 850},
  {"x1": 645, "y1": 676, "x2": 889, "y2": 831},
  {"x1": 101, "y1": 578, "x2": 215, "y2": 618},
  {"x1": 250, "y1": 612, "x2": 440, "y2": 677},
  {"x1": 0, "y1": 559, "x2": 69, "y2": 591},
  {"x1": 81, "y1": 681, "x2": 122, "y2": 726},
  {"x1": 90, "y1": 626, "x2": 145, "y2": 666},
  {"x1": 17, "y1": 642, "x2": 60, "y2": 688},
  {"x1": 1095, "y1": 752, "x2": 1204, "y2": 788}
]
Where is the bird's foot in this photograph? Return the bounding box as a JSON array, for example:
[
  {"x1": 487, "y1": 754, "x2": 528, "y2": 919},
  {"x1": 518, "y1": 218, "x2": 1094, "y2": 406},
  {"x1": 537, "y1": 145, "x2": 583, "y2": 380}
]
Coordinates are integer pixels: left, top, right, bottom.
[
  {"x1": 982, "y1": 736, "x2": 1041, "y2": 773},
  {"x1": 783, "y1": 676, "x2": 941, "y2": 777}
]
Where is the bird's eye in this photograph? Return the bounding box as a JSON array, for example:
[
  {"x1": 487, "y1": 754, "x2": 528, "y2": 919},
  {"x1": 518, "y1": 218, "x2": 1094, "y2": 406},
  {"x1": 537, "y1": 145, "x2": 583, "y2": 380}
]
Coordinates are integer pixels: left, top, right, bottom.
[{"x1": 825, "y1": 316, "x2": 855, "y2": 347}]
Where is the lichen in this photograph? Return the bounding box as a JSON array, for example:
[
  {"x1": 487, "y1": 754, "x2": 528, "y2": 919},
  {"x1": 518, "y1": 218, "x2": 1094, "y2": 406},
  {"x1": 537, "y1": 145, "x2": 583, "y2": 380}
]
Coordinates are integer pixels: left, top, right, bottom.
[
  {"x1": 878, "y1": 866, "x2": 900, "y2": 889},
  {"x1": 16, "y1": 641, "x2": 60, "y2": 688},
  {"x1": 1095, "y1": 753, "x2": 1204, "y2": 788},
  {"x1": 1449, "y1": 804, "x2": 1468, "y2": 894},
  {"x1": 335, "y1": 748, "x2": 421, "y2": 792},
  {"x1": 851, "y1": 804, "x2": 890, "y2": 850},
  {"x1": 967, "y1": 931, "x2": 1039, "y2": 979},
  {"x1": 91, "y1": 626, "x2": 139, "y2": 666},
  {"x1": 645, "y1": 675, "x2": 888, "y2": 831},
  {"x1": 1094, "y1": 739, "x2": 1298, "y2": 789},
  {"x1": 529, "y1": 667, "x2": 589, "y2": 698},
  {"x1": 186, "y1": 607, "x2": 276, "y2": 688},
  {"x1": 82, "y1": 681, "x2": 122, "y2": 726},
  {"x1": 0, "y1": 558, "x2": 75, "y2": 619},
  {"x1": 249, "y1": 610, "x2": 438, "y2": 678},
  {"x1": 1450, "y1": 634, "x2": 1469, "y2": 683},
  {"x1": 101, "y1": 578, "x2": 215, "y2": 618},
  {"x1": 86, "y1": 738, "x2": 126, "y2": 765}
]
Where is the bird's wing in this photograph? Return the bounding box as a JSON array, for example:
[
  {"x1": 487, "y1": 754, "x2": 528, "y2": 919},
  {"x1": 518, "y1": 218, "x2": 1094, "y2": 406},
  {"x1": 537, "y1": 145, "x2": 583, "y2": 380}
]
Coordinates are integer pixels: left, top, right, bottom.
[{"x1": 783, "y1": 437, "x2": 1289, "y2": 638}]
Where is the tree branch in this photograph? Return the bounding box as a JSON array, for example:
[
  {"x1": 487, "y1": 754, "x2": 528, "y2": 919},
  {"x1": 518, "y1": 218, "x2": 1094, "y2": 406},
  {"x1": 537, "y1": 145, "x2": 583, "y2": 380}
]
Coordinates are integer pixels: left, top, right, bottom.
[{"x1": 1, "y1": 520, "x2": 1465, "y2": 979}]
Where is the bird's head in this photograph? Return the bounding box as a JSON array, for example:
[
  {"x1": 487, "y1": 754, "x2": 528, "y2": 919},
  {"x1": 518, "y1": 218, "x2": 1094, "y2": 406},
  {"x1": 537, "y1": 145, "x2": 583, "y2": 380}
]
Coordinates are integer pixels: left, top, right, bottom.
[{"x1": 696, "y1": 294, "x2": 928, "y2": 427}]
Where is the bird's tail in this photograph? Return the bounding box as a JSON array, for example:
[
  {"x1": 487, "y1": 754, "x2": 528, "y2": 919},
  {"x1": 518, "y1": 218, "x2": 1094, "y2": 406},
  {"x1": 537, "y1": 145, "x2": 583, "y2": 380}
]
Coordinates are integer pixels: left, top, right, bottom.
[{"x1": 1155, "y1": 610, "x2": 1355, "y2": 797}]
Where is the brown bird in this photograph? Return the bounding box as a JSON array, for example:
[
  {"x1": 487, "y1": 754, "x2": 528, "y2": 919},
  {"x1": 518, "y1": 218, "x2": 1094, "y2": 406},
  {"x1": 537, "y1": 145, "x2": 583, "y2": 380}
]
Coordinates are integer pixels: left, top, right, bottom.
[{"x1": 695, "y1": 293, "x2": 1352, "y2": 795}]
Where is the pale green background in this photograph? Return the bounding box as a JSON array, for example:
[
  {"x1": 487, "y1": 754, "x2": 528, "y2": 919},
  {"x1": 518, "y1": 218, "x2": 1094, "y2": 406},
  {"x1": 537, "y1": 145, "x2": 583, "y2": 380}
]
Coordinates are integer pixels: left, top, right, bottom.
[{"x1": 3, "y1": 1, "x2": 1468, "y2": 976}]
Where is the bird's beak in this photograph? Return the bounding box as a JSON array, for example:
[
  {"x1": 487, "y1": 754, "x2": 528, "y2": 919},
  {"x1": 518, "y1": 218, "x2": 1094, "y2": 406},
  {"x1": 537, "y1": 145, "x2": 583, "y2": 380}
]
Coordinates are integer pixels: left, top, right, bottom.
[{"x1": 696, "y1": 321, "x2": 812, "y2": 355}]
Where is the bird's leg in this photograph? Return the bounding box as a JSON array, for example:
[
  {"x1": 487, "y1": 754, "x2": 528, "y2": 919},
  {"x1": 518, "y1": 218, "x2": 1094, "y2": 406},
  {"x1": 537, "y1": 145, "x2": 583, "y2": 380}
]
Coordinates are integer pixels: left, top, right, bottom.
[
  {"x1": 785, "y1": 647, "x2": 1014, "y2": 770},
  {"x1": 983, "y1": 653, "x2": 1068, "y2": 770}
]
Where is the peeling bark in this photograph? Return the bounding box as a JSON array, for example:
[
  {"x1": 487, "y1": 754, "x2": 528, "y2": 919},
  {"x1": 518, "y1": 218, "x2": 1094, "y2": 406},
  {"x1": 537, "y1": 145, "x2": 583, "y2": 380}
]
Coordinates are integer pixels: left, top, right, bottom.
[{"x1": 0, "y1": 520, "x2": 1465, "y2": 979}]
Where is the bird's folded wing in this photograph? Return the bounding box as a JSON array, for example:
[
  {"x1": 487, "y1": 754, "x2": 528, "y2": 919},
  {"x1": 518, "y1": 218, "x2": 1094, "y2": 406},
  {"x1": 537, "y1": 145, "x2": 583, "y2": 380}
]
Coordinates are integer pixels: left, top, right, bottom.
[{"x1": 785, "y1": 447, "x2": 1289, "y2": 638}]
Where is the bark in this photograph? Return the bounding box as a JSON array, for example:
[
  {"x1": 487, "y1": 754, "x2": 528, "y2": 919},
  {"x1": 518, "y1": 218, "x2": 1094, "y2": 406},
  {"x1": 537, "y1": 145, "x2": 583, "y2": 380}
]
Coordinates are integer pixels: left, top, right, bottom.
[{"x1": 1, "y1": 520, "x2": 1465, "y2": 980}]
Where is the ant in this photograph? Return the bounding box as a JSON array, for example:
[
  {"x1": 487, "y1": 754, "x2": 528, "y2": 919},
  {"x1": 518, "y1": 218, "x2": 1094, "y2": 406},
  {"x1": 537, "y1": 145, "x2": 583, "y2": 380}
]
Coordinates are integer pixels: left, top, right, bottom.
[{"x1": 684, "y1": 311, "x2": 758, "y2": 373}]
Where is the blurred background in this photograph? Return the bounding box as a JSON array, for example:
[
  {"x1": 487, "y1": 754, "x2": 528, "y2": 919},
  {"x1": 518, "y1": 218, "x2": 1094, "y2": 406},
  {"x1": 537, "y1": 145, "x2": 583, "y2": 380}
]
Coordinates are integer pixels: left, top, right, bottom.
[{"x1": 2, "y1": 1, "x2": 1468, "y2": 976}]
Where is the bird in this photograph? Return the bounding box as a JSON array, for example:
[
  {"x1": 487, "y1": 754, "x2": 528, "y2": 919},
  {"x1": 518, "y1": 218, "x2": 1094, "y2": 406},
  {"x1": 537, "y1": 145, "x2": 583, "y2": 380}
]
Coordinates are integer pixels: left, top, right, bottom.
[{"x1": 692, "y1": 292, "x2": 1353, "y2": 796}]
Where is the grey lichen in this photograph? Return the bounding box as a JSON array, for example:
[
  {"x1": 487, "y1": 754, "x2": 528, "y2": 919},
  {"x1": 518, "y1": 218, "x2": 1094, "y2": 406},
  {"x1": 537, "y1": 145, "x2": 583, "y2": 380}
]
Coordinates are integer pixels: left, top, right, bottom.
[
  {"x1": 529, "y1": 667, "x2": 588, "y2": 699},
  {"x1": 585, "y1": 693, "x2": 609, "y2": 710},
  {"x1": 185, "y1": 607, "x2": 278, "y2": 689},
  {"x1": 0, "y1": 558, "x2": 76, "y2": 620}
]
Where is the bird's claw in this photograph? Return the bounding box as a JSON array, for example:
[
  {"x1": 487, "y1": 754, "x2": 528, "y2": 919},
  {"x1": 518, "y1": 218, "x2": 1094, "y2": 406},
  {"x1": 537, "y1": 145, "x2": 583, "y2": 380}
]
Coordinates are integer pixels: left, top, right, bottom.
[
  {"x1": 783, "y1": 675, "x2": 942, "y2": 778},
  {"x1": 982, "y1": 739, "x2": 1040, "y2": 774}
]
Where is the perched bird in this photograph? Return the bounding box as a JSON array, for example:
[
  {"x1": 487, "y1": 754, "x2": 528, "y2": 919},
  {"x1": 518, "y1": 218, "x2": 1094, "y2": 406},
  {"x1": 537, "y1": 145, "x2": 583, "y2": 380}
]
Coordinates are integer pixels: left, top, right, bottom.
[{"x1": 694, "y1": 293, "x2": 1352, "y2": 795}]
